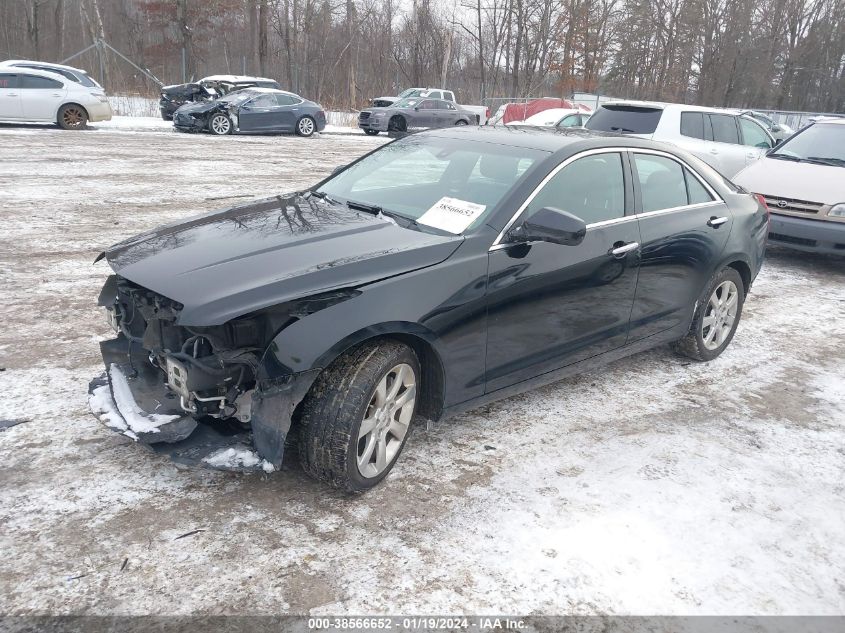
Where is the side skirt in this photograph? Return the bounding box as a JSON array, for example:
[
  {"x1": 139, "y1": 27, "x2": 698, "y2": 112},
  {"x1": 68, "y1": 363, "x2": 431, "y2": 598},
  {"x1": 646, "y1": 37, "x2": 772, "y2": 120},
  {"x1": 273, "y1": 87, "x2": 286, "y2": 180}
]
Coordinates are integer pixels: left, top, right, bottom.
[{"x1": 441, "y1": 325, "x2": 686, "y2": 420}]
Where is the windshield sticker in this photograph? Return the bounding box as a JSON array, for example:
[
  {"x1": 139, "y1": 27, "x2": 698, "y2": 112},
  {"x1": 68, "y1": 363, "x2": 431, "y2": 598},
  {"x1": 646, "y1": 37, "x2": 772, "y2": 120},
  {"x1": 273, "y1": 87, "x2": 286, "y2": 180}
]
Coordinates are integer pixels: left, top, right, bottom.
[{"x1": 418, "y1": 197, "x2": 486, "y2": 234}]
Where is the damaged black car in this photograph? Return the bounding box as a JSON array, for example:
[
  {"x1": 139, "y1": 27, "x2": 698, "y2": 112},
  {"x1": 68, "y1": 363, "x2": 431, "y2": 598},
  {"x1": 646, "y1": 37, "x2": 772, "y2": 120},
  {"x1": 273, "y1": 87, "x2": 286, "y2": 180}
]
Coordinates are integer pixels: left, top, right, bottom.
[
  {"x1": 159, "y1": 74, "x2": 281, "y2": 120},
  {"x1": 173, "y1": 88, "x2": 326, "y2": 136},
  {"x1": 90, "y1": 127, "x2": 767, "y2": 491}
]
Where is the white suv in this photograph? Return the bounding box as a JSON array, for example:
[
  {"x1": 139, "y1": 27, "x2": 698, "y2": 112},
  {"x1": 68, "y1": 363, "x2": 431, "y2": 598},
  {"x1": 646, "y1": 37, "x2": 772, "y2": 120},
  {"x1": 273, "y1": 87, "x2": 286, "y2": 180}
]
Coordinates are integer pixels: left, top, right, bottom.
[
  {"x1": 585, "y1": 101, "x2": 775, "y2": 177},
  {"x1": 0, "y1": 65, "x2": 112, "y2": 129}
]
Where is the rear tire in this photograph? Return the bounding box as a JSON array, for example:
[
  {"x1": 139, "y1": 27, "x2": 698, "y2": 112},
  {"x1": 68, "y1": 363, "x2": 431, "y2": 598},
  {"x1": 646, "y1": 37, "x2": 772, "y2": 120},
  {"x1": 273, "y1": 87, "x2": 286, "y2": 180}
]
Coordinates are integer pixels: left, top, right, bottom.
[
  {"x1": 672, "y1": 267, "x2": 745, "y2": 361},
  {"x1": 455, "y1": 119, "x2": 468, "y2": 126},
  {"x1": 296, "y1": 115, "x2": 317, "y2": 137},
  {"x1": 208, "y1": 113, "x2": 233, "y2": 135},
  {"x1": 297, "y1": 340, "x2": 419, "y2": 492},
  {"x1": 364, "y1": 129, "x2": 380, "y2": 136},
  {"x1": 57, "y1": 104, "x2": 88, "y2": 130}
]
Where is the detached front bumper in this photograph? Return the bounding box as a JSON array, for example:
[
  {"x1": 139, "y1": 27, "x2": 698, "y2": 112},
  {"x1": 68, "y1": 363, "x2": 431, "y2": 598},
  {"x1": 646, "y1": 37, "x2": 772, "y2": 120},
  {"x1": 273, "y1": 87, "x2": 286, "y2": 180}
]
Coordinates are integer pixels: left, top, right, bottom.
[
  {"x1": 88, "y1": 334, "x2": 319, "y2": 472},
  {"x1": 768, "y1": 213, "x2": 845, "y2": 255}
]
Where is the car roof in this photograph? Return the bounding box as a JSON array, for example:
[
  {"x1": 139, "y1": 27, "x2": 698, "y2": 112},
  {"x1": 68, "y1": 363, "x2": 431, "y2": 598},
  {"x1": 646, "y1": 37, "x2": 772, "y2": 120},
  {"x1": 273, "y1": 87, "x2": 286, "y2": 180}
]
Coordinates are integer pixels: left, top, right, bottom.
[
  {"x1": 599, "y1": 100, "x2": 757, "y2": 116},
  {"x1": 0, "y1": 65, "x2": 68, "y2": 82},
  {"x1": 229, "y1": 87, "x2": 302, "y2": 98},
  {"x1": 1, "y1": 59, "x2": 88, "y2": 74},
  {"x1": 422, "y1": 125, "x2": 690, "y2": 153},
  {"x1": 202, "y1": 75, "x2": 276, "y2": 83}
]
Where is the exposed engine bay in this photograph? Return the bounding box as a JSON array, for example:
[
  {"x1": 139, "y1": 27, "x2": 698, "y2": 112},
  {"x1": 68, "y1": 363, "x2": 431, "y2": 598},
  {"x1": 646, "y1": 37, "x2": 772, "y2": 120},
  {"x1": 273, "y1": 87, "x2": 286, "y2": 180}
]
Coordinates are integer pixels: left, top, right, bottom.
[{"x1": 101, "y1": 274, "x2": 261, "y2": 422}]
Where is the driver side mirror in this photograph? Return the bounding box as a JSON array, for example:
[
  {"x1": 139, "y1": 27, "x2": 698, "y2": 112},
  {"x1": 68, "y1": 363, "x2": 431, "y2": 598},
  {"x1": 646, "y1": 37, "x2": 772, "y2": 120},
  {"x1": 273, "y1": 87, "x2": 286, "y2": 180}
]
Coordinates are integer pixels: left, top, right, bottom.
[
  {"x1": 507, "y1": 207, "x2": 587, "y2": 246},
  {"x1": 331, "y1": 164, "x2": 346, "y2": 175}
]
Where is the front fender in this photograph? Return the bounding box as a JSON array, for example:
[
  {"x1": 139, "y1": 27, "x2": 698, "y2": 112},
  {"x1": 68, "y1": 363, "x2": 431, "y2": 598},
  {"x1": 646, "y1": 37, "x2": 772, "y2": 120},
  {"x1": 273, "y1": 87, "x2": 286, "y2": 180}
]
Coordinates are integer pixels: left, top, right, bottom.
[{"x1": 259, "y1": 232, "x2": 494, "y2": 408}]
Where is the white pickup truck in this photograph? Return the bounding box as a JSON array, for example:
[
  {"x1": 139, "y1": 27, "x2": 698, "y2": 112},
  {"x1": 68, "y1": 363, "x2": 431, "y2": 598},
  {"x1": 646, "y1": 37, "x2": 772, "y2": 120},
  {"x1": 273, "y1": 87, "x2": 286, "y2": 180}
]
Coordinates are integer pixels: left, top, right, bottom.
[{"x1": 370, "y1": 88, "x2": 488, "y2": 125}]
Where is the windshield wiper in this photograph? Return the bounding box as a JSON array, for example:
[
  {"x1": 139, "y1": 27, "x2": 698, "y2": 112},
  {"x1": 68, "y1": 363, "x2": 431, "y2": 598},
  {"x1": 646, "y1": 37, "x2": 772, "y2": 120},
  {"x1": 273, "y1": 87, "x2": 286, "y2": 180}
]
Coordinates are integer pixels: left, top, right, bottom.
[
  {"x1": 610, "y1": 126, "x2": 636, "y2": 133},
  {"x1": 346, "y1": 199, "x2": 383, "y2": 215},
  {"x1": 768, "y1": 153, "x2": 802, "y2": 162},
  {"x1": 308, "y1": 190, "x2": 340, "y2": 205},
  {"x1": 806, "y1": 156, "x2": 845, "y2": 167}
]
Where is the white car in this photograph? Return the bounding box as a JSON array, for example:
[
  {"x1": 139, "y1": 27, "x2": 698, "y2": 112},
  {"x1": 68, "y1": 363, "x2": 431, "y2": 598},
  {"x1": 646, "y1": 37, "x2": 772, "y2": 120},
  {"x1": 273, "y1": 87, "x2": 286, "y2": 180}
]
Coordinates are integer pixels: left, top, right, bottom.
[
  {"x1": 507, "y1": 108, "x2": 582, "y2": 127},
  {"x1": 733, "y1": 118, "x2": 845, "y2": 255},
  {"x1": 585, "y1": 100, "x2": 775, "y2": 177},
  {"x1": 0, "y1": 65, "x2": 112, "y2": 129},
  {"x1": 1, "y1": 59, "x2": 103, "y2": 90}
]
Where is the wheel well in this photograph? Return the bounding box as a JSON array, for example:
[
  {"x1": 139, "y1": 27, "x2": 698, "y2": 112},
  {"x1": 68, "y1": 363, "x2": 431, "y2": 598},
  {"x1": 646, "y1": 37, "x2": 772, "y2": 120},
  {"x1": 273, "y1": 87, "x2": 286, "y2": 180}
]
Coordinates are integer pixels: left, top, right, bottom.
[
  {"x1": 298, "y1": 332, "x2": 446, "y2": 424},
  {"x1": 389, "y1": 333, "x2": 445, "y2": 421},
  {"x1": 58, "y1": 102, "x2": 89, "y2": 121},
  {"x1": 727, "y1": 260, "x2": 751, "y2": 294}
]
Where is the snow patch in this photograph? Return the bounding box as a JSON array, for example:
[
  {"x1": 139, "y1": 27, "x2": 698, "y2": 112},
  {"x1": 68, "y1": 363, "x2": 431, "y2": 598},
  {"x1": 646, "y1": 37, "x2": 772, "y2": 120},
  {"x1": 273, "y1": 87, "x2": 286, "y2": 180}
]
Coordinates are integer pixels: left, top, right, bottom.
[
  {"x1": 87, "y1": 364, "x2": 181, "y2": 439},
  {"x1": 203, "y1": 446, "x2": 275, "y2": 473}
]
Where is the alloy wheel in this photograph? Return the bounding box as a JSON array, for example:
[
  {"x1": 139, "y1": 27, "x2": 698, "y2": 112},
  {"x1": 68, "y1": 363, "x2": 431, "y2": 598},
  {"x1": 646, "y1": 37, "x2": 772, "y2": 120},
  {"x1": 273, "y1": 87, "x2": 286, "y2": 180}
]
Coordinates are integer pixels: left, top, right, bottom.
[
  {"x1": 62, "y1": 107, "x2": 85, "y2": 129},
  {"x1": 356, "y1": 363, "x2": 416, "y2": 478},
  {"x1": 210, "y1": 115, "x2": 231, "y2": 135},
  {"x1": 702, "y1": 280, "x2": 738, "y2": 350},
  {"x1": 298, "y1": 117, "x2": 315, "y2": 136}
]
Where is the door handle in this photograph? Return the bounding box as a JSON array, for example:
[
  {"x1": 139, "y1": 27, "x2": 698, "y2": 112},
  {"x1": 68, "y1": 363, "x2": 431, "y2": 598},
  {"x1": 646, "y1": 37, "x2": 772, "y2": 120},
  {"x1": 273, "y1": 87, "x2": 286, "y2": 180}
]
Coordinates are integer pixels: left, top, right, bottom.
[
  {"x1": 709, "y1": 148, "x2": 718, "y2": 154},
  {"x1": 707, "y1": 216, "x2": 729, "y2": 227},
  {"x1": 6, "y1": 93, "x2": 18, "y2": 97},
  {"x1": 610, "y1": 241, "x2": 639, "y2": 257}
]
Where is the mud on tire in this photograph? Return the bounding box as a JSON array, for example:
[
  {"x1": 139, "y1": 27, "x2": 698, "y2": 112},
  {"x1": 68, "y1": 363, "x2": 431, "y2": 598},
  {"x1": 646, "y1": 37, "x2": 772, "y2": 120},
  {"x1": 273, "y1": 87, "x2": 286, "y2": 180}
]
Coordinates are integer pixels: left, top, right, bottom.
[{"x1": 296, "y1": 339, "x2": 420, "y2": 492}]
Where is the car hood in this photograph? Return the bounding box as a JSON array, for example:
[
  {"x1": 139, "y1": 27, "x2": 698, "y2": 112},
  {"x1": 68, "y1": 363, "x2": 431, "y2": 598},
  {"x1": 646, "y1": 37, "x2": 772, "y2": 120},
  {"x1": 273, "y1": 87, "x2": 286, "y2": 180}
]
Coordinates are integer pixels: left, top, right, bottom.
[
  {"x1": 100, "y1": 193, "x2": 463, "y2": 325},
  {"x1": 174, "y1": 100, "x2": 223, "y2": 115},
  {"x1": 733, "y1": 157, "x2": 845, "y2": 204}
]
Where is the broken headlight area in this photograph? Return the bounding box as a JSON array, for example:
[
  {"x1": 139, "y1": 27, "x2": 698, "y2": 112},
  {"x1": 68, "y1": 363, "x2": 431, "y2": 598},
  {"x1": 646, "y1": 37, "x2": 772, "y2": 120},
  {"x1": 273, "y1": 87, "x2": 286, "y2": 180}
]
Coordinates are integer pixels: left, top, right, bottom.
[{"x1": 96, "y1": 275, "x2": 265, "y2": 423}]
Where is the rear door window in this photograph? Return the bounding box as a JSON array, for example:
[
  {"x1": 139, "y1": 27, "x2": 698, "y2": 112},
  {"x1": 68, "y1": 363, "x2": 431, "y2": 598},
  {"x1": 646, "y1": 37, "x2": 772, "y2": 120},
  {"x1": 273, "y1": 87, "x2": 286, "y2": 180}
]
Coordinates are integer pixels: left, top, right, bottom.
[
  {"x1": 21, "y1": 75, "x2": 63, "y2": 89},
  {"x1": 633, "y1": 154, "x2": 688, "y2": 212},
  {"x1": 685, "y1": 169, "x2": 715, "y2": 204},
  {"x1": 709, "y1": 114, "x2": 740, "y2": 144},
  {"x1": 585, "y1": 105, "x2": 663, "y2": 134},
  {"x1": 22, "y1": 65, "x2": 77, "y2": 83},
  {"x1": 680, "y1": 112, "x2": 705, "y2": 139}
]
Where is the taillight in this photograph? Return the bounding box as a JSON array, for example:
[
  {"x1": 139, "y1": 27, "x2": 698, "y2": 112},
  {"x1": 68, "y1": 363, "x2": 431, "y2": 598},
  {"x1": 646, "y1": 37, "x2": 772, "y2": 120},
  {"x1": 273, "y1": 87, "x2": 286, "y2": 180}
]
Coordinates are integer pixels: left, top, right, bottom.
[{"x1": 486, "y1": 107, "x2": 490, "y2": 118}]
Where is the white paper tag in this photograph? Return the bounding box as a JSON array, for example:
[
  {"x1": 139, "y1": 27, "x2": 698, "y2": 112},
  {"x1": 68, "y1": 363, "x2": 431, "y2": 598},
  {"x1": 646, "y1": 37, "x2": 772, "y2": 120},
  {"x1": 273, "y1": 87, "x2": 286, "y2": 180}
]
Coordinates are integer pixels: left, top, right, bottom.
[{"x1": 417, "y1": 197, "x2": 487, "y2": 234}]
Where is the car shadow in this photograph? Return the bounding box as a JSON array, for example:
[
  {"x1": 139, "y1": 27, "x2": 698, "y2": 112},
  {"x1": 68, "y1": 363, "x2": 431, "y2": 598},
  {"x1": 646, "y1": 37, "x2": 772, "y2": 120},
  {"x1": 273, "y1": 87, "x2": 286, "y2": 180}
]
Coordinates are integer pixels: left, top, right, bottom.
[{"x1": 766, "y1": 245, "x2": 845, "y2": 274}]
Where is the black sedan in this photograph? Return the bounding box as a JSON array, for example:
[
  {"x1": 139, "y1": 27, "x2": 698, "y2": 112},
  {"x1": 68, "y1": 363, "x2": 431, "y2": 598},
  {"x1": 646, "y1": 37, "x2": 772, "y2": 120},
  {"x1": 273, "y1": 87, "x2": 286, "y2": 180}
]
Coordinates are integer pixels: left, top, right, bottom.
[
  {"x1": 91, "y1": 128, "x2": 767, "y2": 491},
  {"x1": 173, "y1": 88, "x2": 326, "y2": 136}
]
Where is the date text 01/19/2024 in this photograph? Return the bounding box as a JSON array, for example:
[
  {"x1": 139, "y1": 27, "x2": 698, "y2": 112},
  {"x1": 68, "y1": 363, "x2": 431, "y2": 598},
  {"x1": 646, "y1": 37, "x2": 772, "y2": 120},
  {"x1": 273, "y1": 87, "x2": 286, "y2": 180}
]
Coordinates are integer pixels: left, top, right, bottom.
[{"x1": 307, "y1": 616, "x2": 527, "y2": 630}]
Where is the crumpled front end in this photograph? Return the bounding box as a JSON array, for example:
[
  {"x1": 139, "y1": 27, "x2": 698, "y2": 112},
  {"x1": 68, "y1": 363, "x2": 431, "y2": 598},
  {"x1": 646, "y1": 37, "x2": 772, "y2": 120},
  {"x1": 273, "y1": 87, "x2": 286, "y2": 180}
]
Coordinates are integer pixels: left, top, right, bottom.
[{"x1": 88, "y1": 274, "x2": 317, "y2": 472}]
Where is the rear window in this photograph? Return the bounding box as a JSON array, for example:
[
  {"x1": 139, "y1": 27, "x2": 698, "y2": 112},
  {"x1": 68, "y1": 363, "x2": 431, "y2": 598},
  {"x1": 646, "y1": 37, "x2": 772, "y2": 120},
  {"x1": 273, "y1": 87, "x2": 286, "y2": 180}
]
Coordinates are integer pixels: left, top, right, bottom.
[
  {"x1": 680, "y1": 112, "x2": 705, "y2": 139},
  {"x1": 585, "y1": 105, "x2": 663, "y2": 134}
]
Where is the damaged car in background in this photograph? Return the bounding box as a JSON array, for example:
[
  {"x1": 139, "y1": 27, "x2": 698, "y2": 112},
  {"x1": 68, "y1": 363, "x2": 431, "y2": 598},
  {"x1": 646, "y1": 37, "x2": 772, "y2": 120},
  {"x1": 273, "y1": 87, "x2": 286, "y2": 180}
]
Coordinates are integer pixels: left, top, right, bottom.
[
  {"x1": 159, "y1": 74, "x2": 280, "y2": 120},
  {"x1": 90, "y1": 127, "x2": 766, "y2": 492},
  {"x1": 173, "y1": 87, "x2": 326, "y2": 136}
]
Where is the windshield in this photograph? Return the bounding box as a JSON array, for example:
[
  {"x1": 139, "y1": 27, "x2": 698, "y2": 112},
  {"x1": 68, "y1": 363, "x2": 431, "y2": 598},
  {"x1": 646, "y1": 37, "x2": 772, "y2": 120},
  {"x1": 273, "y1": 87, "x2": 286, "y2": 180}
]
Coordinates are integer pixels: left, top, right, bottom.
[
  {"x1": 315, "y1": 135, "x2": 546, "y2": 232},
  {"x1": 398, "y1": 88, "x2": 424, "y2": 99},
  {"x1": 218, "y1": 90, "x2": 258, "y2": 105},
  {"x1": 585, "y1": 105, "x2": 663, "y2": 134},
  {"x1": 393, "y1": 97, "x2": 421, "y2": 109},
  {"x1": 769, "y1": 123, "x2": 845, "y2": 165}
]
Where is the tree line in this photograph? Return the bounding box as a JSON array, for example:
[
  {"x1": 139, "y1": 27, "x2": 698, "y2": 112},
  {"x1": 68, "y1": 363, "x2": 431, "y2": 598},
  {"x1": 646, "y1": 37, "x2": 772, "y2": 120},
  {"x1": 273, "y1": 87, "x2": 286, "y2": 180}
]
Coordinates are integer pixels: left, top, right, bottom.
[{"x1": 2, "y1": 0, "x2": 843, "y2": 112}]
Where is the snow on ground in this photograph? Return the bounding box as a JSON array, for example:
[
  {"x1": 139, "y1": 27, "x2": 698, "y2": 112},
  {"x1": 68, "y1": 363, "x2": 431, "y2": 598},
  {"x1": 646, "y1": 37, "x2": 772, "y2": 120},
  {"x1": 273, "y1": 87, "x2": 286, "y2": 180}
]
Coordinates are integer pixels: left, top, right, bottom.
[{"x1": 0, "y1": 123, "x2": 844, "y2": 616}]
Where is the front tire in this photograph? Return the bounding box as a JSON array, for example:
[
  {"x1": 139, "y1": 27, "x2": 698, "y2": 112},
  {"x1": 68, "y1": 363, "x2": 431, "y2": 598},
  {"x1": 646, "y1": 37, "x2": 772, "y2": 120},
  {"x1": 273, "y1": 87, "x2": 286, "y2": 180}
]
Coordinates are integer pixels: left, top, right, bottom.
[
  {"x1": 208, "y1": 113, "x2": 233, "y2": 135},
  {"x1": 297, "y1": 340, "x2": 419, "y2": 492},
  {"x1": 672, "y1": 267, "x2": 745, "y2": 361},
  {"x1": 296, "y1": 115, "x2": 317, "y2": 137},
  {"x1": 455, "y1": 119, "x2": 468, "y2": 126},
  {"x1": 364, "y1": 129, "x2": 380, "y2": 136},
  {"x1": 57, "y1": 104, "x2": 88, "y2": 130},
  {"x1": 388, "y1": 115, "x2": 407, "y2": 133}
]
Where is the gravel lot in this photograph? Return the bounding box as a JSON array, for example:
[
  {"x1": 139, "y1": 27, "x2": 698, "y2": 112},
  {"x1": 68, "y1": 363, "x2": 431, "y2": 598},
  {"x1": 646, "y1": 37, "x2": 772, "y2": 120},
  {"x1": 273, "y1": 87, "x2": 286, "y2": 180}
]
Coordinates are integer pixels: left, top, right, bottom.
[{"x1": 0, "y1": 120, "x2": 843, "y2": 616}]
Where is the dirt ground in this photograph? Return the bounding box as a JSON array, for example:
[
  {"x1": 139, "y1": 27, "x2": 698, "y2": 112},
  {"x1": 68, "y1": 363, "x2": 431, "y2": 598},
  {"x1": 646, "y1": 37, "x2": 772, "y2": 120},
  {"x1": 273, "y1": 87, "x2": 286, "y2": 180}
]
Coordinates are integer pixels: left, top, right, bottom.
[{"x1": 1, "y1": 120, "x2": 843, "y2": 616}]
